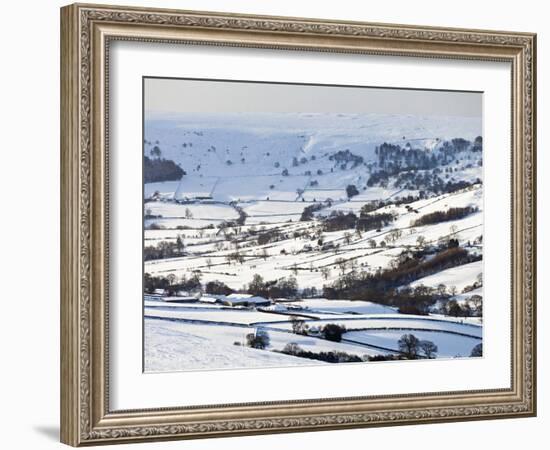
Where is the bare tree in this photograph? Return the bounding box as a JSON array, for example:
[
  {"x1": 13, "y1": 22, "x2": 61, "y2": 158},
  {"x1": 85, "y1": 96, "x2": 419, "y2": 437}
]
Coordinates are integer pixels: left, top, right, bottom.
[
  {"x1": 398, "y1": 334, "x2": 420, "y2": 359},
  {"x1": 166, "y1": 273, "x2": 176, "y2": 286},
  {"x1": 436, "y1": 283, "x2": 447, "y2": 296},
  {"x1": 419, "y1": 340, "x2": 438, "y2": 359},
  {"x1": 470, "y1": 343, "x2": 483, "y2": 357},
  {"x1": 289, "y1": 315, "x2": 307, "y2": 335},
  {"x1": 343, "y1": 232, "x2": 352, "y2": 245},
  {"x1": 176, "y1": 234, "x2": 185, "y2": 254}
]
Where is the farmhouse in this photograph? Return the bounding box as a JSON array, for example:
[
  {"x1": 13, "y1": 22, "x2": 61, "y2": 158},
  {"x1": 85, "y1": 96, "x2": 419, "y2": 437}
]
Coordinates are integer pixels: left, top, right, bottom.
[
  {"x1": 198, "y1": 293, "x2": 270, "y2": 307},
  {"x1": 199, "y1": 295, "x2": 227, "y2": 304}
]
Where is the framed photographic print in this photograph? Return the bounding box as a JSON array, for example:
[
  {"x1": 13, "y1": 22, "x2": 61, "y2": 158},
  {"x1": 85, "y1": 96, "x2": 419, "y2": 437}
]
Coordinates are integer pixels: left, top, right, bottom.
[{"x1": 60, "y1": 3, "x2": 537, "y2": 446}]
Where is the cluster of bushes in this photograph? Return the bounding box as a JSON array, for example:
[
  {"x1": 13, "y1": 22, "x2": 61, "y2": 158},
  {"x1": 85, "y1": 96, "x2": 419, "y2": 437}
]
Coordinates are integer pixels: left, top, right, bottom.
[
  {"x1": 247, "y1": 274, "x2": 298, "y2": 299},
  {"x1": 279, "y1": 343, "x2": 363, "y2": 363},
  {"x1": 412, "y1": 206, "x2": 478, "y2": 227},
  {"x1": 144, "y1": 155, "x2": 185, "y2": 183}
]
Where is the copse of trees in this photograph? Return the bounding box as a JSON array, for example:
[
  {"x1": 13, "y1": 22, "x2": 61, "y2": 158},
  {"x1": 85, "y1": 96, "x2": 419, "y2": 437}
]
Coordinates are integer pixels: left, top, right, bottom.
[
  {"x1": 322, "y1": 246, "x2": 481, "y2": 310},
  {"x1": 144, "y1": 240, "x2": 185, "y2": 261},
  {"x1": 257, "y1": 229, "x2": 280, "y2": 245},
  {"x1": 247, "y1": 274, "x2": 298, "y2": 299},
  {"x1": 246, "y1": 330, "x2": 270, "y2": 349},
  {"x1": 328, "y1": 149, "x2": 364, "y2": 168},
  {"x1": 300, "y1": 203, "x2": 324, "y2": 221},
  {"x1": 412, "y1": 206, "x2": 478, "y2": 227},
  {"x1": 322, "y1": 324, "x2": 346, "y2": 342},
  {"x1": 356, "y1": 212, "x2": 394, "y2": 232},
  {"x1": 205, "y1": 280, "x2": 234, "y2": 296},
  {"x1": 143, "y1": 273, "x2": 202, "y2": 295},
  {"x1": 346, "y1": 184, "x2": 360, "y2": 198},
  {"x1": 144, "y1": 155, "x2": 185, "y2": 183},
  {"x1": 322, "y1": 211, "x2": 358, "y2": 232}
]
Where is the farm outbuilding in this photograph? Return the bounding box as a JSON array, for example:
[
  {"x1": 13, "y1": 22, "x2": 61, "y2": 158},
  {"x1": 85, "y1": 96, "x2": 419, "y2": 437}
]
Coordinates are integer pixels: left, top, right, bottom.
[{"x1": 224, "y1": 293, "x2": 271, "y2": 307}]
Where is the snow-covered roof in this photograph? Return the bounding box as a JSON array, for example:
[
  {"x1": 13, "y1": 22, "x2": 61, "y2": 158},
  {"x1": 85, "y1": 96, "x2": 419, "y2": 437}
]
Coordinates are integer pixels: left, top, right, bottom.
[
  {"x1": 227, "y1": 296, "x2": 269, "y2": 304},
  {"x1": 199, "y1": 295, "x2": 226, "y2": 303},
  {"x1": 227, "y1": 293, "x2": 252, "y2": 299},
  {"x1": 161, "y1": 296, "x2": 198, "y2": 303}
]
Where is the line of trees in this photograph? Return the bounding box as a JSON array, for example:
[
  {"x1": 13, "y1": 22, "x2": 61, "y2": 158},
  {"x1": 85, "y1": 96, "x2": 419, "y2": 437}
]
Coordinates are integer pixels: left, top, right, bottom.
[
  {"x1": 143, "y1": 272, "x2": 202, "y2": 294},
  {"x1": 279, "y1": 343, "x2": 363, "y2": 363},
  {"x1": 412, "y1": 206, "x2": 479, "y2": 227},
  {"x1": 144, "y1": 235, "x2": 185, "y2": 261},
  {"x1": 322, "y1": 246, "x2": 482, "y2": 312}
]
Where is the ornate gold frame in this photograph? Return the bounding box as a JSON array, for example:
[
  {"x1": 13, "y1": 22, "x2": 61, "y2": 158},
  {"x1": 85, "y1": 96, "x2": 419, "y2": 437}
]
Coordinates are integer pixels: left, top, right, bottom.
[{"x1": 60, "y1": 3, "x2": 536, "y2": 446}]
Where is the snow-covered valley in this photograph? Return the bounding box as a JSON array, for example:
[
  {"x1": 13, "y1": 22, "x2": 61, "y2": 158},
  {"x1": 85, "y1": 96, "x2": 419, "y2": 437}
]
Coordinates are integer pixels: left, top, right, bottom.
[{"x1": 143, "y1": 112, "x2": 484, "y2": 372}]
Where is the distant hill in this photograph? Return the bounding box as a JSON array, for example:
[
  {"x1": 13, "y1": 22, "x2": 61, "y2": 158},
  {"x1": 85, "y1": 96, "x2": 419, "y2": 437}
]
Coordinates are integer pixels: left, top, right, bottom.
[{"x1": 143, "y1": 113, "x2": 482, "y2": 202}]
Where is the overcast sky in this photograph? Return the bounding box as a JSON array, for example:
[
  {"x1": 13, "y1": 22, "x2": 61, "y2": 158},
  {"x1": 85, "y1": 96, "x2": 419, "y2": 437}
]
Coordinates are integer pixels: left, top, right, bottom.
[{"x1": 144, "y1": 77, "x2": 482, "y2": 118}]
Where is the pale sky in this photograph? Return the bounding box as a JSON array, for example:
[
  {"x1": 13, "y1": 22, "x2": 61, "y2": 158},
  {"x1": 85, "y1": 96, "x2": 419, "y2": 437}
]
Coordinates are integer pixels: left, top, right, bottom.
[{"x1": 144, "y1": 77, "x2": 482, "y2": 117}]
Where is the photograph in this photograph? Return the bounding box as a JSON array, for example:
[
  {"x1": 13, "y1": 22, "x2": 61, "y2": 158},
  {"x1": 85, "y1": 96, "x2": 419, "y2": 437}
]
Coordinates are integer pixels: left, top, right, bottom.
[
  {"x1": 56, "y1": 2, "x2": 537, "y2": 446},
  {"x1": 142, "y1": 78, "x2": 484, "y2": 372}
]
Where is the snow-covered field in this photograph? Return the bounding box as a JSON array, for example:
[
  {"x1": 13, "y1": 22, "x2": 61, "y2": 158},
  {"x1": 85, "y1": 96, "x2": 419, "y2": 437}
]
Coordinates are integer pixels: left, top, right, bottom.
[
  {"x1": 145, "y1": 319, "x2": 324, "y2": 372},
  {"x1": 143, "y1": 112, "x2": 484, "y2": 372},
  {"x1": 343, "y1": 329, "x2": 480, "y2": 358}
]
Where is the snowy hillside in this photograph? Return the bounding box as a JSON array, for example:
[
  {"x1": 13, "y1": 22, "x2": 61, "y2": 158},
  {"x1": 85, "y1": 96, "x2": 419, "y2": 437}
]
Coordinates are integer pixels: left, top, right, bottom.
[{"x1": 144, "y1": 113, "x2": 482, "y2": 203}]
